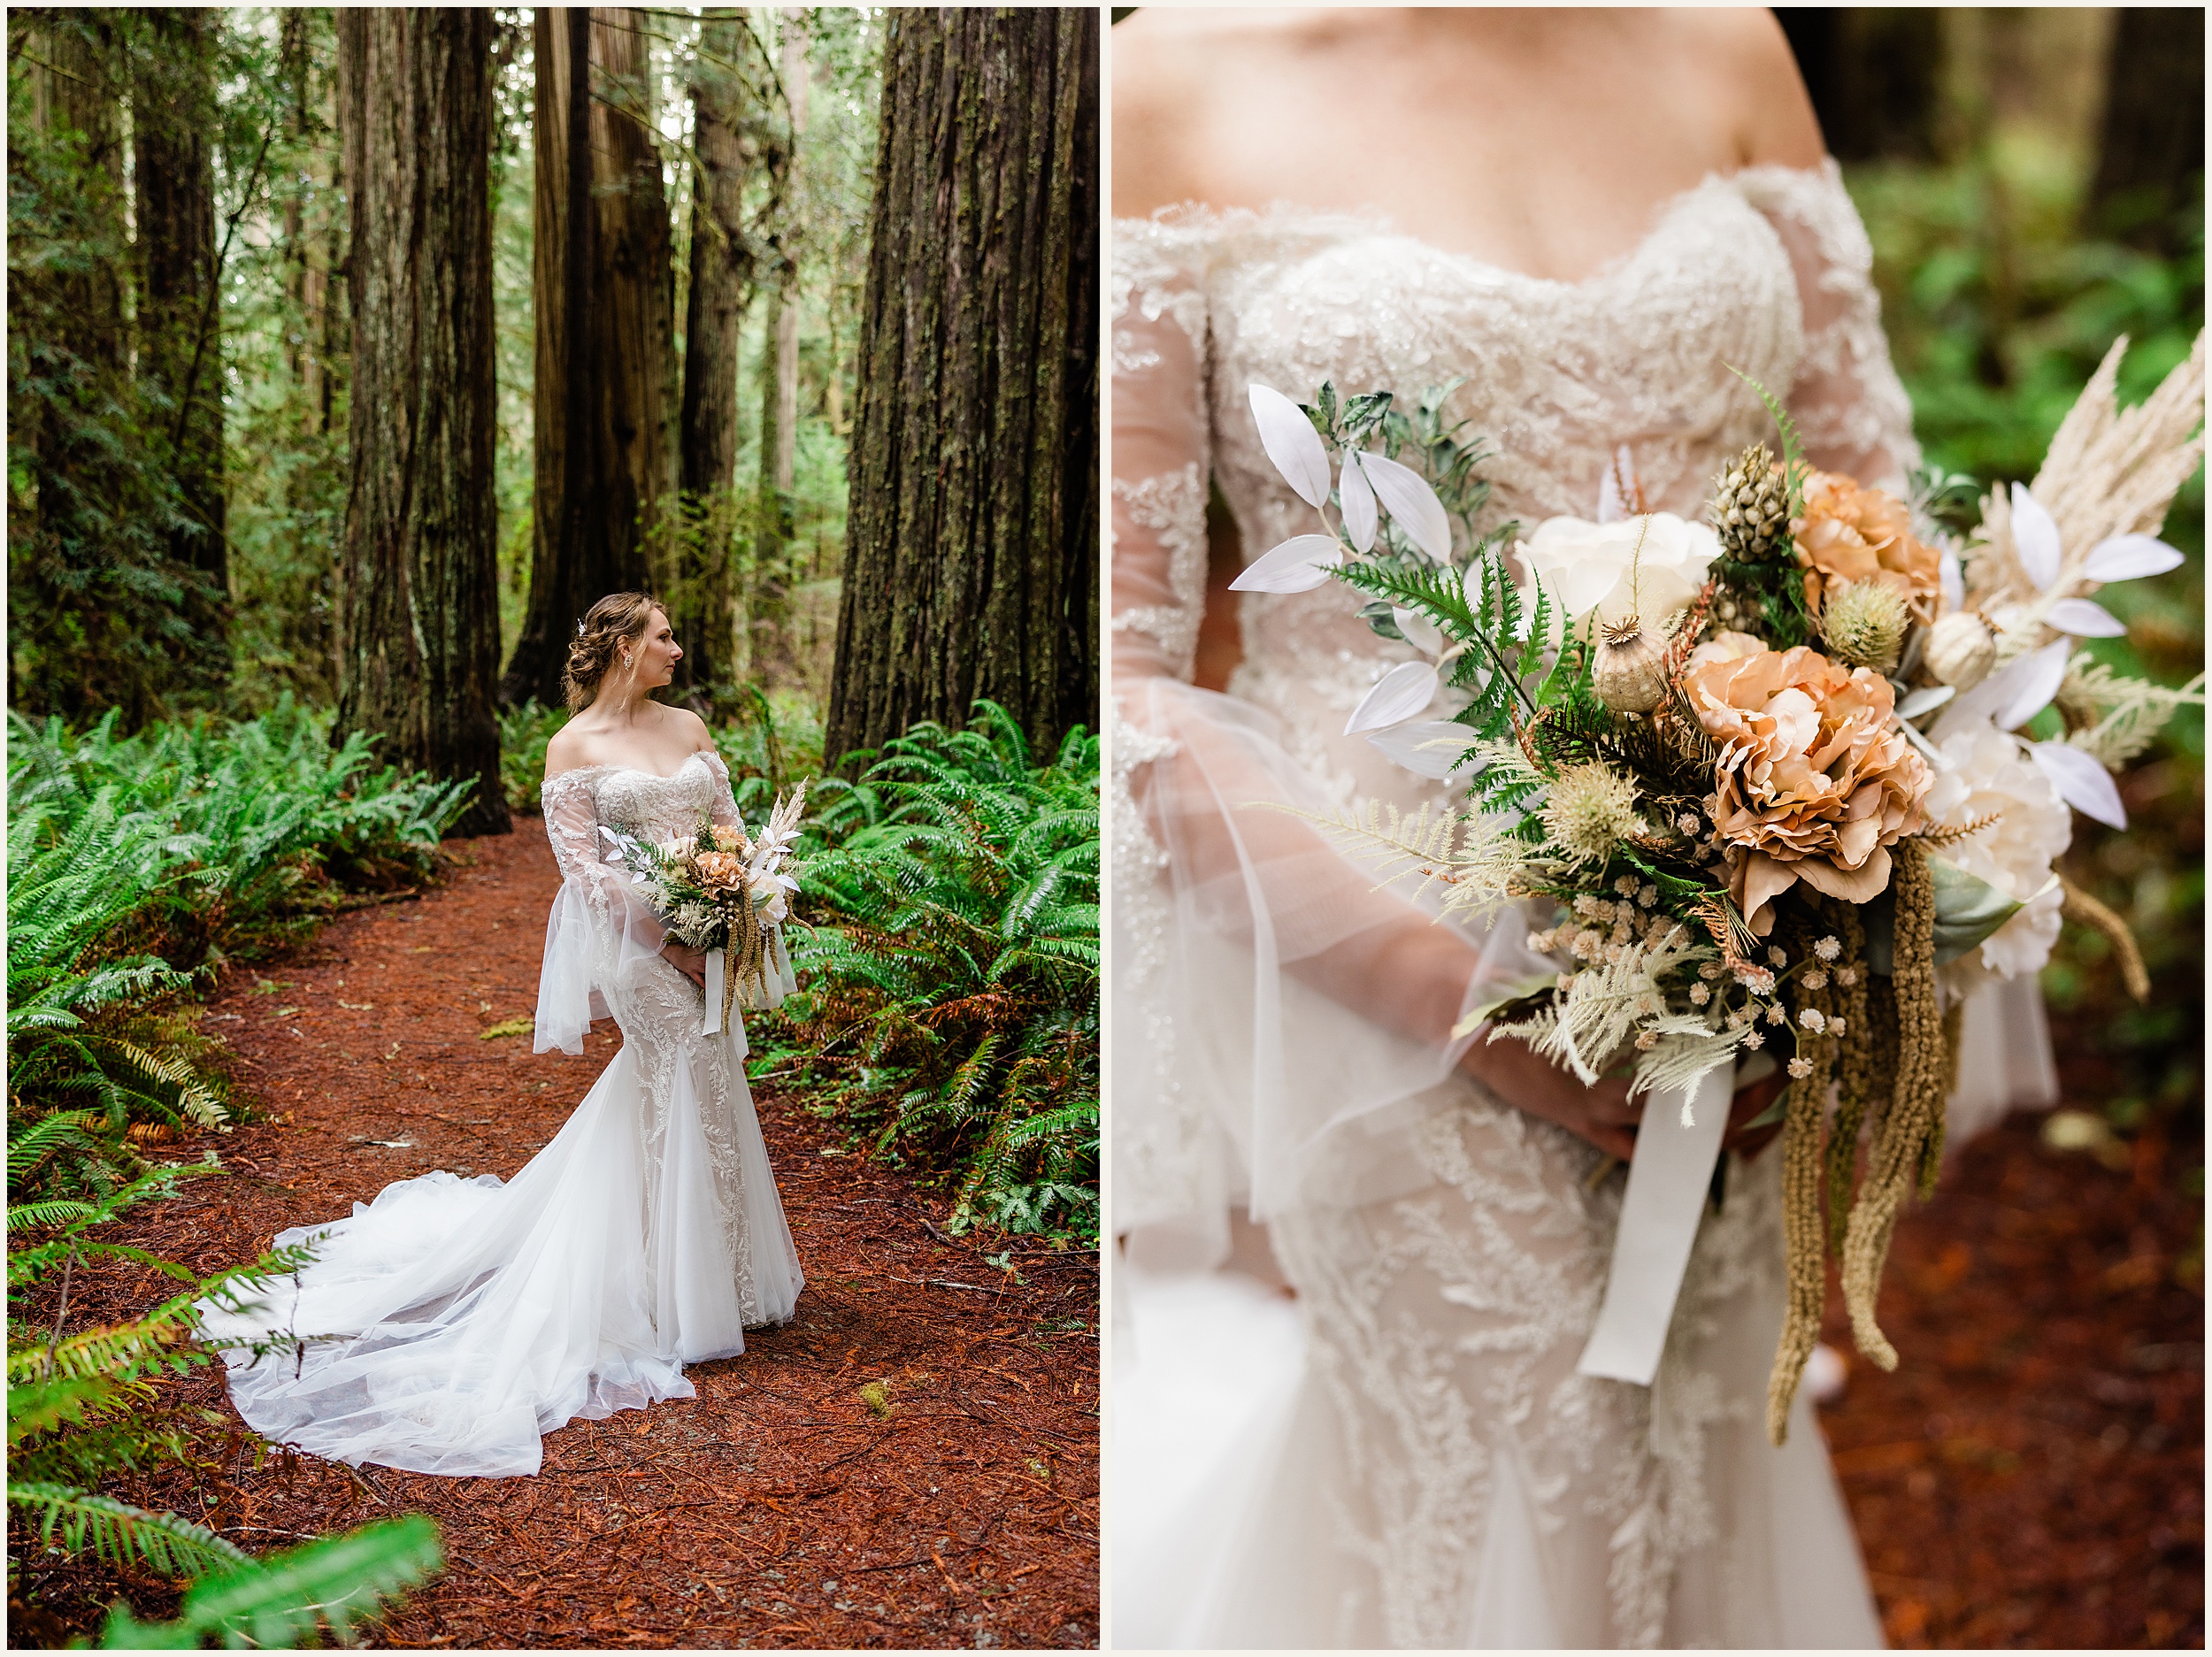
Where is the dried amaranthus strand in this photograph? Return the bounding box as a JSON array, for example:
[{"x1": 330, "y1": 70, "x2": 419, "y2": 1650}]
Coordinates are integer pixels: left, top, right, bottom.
[
  {"x1": 1826, "y1": 911, "x2": 1886, "y2": 1258},
  {"x1": 1765, "y1": 918, "x2": 1841, "y2": 1446},
  {"x1": 1840, "y1": 840, "x2": 1947, "y2": 1370}
]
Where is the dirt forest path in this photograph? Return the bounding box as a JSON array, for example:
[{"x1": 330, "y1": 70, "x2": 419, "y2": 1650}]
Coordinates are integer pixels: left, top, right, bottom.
[{"x1": 93, "y1": 828, "x2": 1100, "y2": 1649}]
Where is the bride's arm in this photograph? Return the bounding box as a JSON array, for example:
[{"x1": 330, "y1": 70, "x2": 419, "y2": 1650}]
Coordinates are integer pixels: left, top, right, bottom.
[{"x1": 1111, "y1": 225, "x2": 1711, "y2": 1178}]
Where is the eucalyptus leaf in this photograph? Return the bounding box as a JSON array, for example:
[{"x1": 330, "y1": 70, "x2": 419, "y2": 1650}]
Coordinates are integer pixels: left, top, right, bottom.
[{"x1": 1866, "y1": 856, "x2": 2035, "y2": 972}]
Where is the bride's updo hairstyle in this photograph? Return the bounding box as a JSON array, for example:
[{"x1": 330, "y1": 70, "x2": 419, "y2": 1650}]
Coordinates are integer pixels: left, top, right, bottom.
[{"x1": 564, "y1": 591, "x2": 665, "y2": 711}]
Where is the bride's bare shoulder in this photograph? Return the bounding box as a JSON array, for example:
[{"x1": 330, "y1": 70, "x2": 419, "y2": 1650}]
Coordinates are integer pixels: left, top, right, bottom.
[
  {"x1": 1110, "y1": 10, "x2": 1323, "y2": 217},
  {"x1": 1663, "y1": 10, "x2": 1824, "y2": 167}
]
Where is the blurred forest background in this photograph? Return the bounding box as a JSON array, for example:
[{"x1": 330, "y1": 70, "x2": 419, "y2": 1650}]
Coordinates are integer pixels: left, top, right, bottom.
[
  {"x1": 8, "y1": 6, "x2": 1098, "y2": 1641},
  {"x1": 1786, "y1": 9, "x2": 2202, "y2": 1646}
]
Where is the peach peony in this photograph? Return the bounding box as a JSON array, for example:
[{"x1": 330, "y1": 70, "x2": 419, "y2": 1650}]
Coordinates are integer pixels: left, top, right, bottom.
[
  {"x1": 690, "y1": 848, "x2": 751, "y2": 893},
  {"x1": 1793, "y1": 470, "x2": 1942, "y2": 625},
  {"x1": 1684, "y1": 641, "x2": 1934, "y2": 935},
  {"x1": 710, "y1": 824, "x2": 749, "y2": 854}
]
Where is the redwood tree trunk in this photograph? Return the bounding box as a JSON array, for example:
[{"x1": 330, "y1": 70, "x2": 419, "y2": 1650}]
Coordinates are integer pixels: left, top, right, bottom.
[
  {"x1": 334, "y1": 7, "x2": 509, "y2": 836},
  {"x1": 825, "y1": 8, "x2": 1100, "y2": 767},
  {"x1": 502, "y1": 4, "x2": 672, "y2": 710},
  {"x1": 134, "y1": 5, "x2": 228, "y2": 668},
  {"x1": 2089, "y1": 8, "x2": 2206, "y2": 251},
  {"x1": 673, "y1": 9, "x2": 759, "y2": 702}
]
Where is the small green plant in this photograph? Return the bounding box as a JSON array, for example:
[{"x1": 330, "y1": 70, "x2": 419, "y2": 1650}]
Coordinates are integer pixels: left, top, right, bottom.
[
  {"x1": 782, "y1": 703, "x2": 1100, "y2": 1243},
  {"x1": 8, "y1": 1166, "x2": 446, "y2": 1648}
]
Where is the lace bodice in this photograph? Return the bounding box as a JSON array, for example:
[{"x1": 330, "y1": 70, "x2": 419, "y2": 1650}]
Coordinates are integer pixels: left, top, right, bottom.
[
  {"x1": 540, "y1": 751, "x2": 737, "y2": 879},
  {"x1": 1111, "y1": 162, "x2": 1910, "y2": 1648},
  {"x1": 1113, "y1": 163, "x2": 1918, "y2": 801}
]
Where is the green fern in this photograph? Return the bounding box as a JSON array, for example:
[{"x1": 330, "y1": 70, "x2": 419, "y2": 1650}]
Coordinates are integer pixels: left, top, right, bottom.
[
  {"x1": 775, "y1": 704, "x2": 1098, "y2": 1242},
  {"x1": 9, "y1": 1482, "x2": 254, "y2": 1576},
  {"x1": 97, "y1": 1514, "x2": 445, "y2": 1650}
]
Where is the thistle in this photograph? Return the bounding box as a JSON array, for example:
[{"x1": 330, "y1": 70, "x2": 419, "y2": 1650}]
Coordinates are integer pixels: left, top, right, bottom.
[
  {"x1": 1819, "y1": 579, "x2": 1909, "y2": 671},
  {"x1": 1540, "y1": 762, "x2": 1643, "y2": 865},
  {"x1": 1712, "y1": 442, "x2": 1790, "y2": 564}
]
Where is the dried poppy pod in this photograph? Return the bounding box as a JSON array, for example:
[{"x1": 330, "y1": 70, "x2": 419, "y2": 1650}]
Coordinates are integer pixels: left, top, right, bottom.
[{"x1": 1592, "y1": 618, "x2": 1670, "y2": 713}]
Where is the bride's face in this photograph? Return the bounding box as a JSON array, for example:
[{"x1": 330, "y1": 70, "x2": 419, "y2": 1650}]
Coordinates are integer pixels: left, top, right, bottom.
[{"x1": 622, "y1": 609, "x2": 682, "y2": 690}]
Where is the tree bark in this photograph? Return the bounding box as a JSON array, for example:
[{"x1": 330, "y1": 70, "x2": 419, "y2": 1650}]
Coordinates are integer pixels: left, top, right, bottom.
[
  {"x1": 334, "y1": 8, "x2": 509, "y2": 836},
  {"x1": 14, "y1": 10, "x2": 147, "y2": 719},
  {"x1": 674, "y1": 9, "x2": 760, "y2": 702},
  {"x1": 825, "y1": 8, "x2": 1100, "y2": 768},
  {"x1": 503, "y1": 5, "x2": 674, "y2": 710},
  {"x1": 2089, "y1": 8, "x2": 2206, "y2": 251},
  {"x1": 133, "y1": 5, "x2": 229, "y2": 666}
]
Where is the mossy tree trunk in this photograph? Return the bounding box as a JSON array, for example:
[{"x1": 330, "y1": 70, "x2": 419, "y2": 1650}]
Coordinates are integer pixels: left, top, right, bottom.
[
  {"x1": 674, "y1": 8, "x2": 766, "y2": 705},
  {"x1": 826, "y1": 7, "x2": 1100, "y2": 768},
  {"x1": 133, "y1": 5, "x2": 229, "y2": 674},
  {"x1": 503, "y1": 4, "x2": 674, "y2": 711},
  {"x1": 334, "y1": 7, "x2": 509, "y2": 836}
]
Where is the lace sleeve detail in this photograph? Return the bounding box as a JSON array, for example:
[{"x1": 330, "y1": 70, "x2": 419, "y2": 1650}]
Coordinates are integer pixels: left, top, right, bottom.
[
  {"x1": 1112, "y1": 219, "x2": 1213, "y2": 686},
  {"x1": 698, "y1": 749, "x2": 741, "y2": 830},
  {"x1": 1736, "y1": 160, "x2": 1920, "y2": 491}
]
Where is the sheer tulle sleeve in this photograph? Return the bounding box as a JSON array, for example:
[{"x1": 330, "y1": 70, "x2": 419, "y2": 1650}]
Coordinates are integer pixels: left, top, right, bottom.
[
  {"x1": 534, "y1": 770, "x2": 680, "y2": 1055},
  {"x1": 1110, "y1": 218, "x2": 1552, "y2": 1261},
  {"x1": 1738, "y1": 160, "x2": 1921, "y2": 491}
]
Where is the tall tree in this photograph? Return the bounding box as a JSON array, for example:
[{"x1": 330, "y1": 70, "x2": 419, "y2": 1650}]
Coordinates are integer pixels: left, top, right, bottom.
[
  {"x1": 133, "y1": 6, "x2": 229, "y2": 669},
  {"x1": 826, "y1": 8, "x2": 1099, "y2": 765},
  {"x1": 749, "y1": 7, "x2": 809, "y2": 687},
  {"x1": 334, "y1": 8, "x2": 509, "y2": 836},
  {"x1": 2090, "y1": 8, "x2": 2206, "y2": 252},
  {"x1": 9, "y1": 9, "x2": 207, "y2": 720},
  {"x1": 674, "y1": 9, "x2": 770, "y2": 702},
  {"x1": 502, "y1": 5, "x2": 676, "y2": 710}
]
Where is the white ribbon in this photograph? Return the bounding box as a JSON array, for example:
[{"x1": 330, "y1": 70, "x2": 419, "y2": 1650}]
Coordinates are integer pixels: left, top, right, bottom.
[
  {"x1": 703, "y1": 947, "x2": 726, "y2": 1037},
  {"x1": 1575, "y1": 1062, "x2": 1734, "y2": 1386}
]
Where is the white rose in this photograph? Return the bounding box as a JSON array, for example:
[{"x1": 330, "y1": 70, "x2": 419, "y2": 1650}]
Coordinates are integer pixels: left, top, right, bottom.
[
  {"x1": 1517, "y1": 512, "x2": 1719, "y2": 627},
  {"x1": 1923, "y1": 719, "x2": 2071, "y2": 991}
]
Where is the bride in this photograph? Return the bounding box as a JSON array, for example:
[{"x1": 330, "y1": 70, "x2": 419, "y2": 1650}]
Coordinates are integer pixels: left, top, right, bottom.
[
  {"x1": 1110, "y1": 8, "x2": 2054, "y2": 1647},
  {"x1": 202, "y1": 593, "x2": 803, "y2": 1478}
]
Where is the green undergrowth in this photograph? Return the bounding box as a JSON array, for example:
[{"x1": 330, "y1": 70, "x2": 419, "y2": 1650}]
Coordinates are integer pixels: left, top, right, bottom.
[
  {"x1": 6, "y1": 699, "x2": 463, "y2": 1641},
  {"x1": 749, "y1": 702, "x2": 1102, "y2": 1246}
]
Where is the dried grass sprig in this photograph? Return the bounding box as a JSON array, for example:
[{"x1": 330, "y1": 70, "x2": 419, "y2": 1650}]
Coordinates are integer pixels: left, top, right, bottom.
[
  {"x1": 1839, "y1": 841, "x2": 1947, "y2": 1371},
  {"x1": 1766, "y1": 914, "x2": 1839, "y2": 1445},
  {"x1": 2059, "y1": 875, "x2": 2151, "y2": 1002}
]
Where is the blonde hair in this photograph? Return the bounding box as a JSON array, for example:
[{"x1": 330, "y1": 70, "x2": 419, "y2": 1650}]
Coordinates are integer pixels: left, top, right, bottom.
[{"x1": 564, "y1": 592, "x2": 665, "y2": 712}]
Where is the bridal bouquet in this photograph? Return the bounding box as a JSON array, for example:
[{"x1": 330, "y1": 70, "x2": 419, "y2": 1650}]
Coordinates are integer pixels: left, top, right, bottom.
[
  {"x1": 601, "y1": 784, "x2": 808, "y2": 1034},
  {"x1": 1236, "y1": 335, "x2": 2203, "y2": 1442}
]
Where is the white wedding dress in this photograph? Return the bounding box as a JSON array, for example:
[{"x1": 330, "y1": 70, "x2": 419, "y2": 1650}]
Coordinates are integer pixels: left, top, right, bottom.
[
  {"x1": 1110, "y1": 163, "x2": 2057, "y2": 1648},
  {"x1": 204, "y1": 750, "x2": 803, "y2": 1478}
]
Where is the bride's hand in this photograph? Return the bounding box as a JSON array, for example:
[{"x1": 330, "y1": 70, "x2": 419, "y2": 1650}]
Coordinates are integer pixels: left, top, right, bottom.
[
  {"x1": 1461, "y1": 1039, "x2": 1787, "y2": 1164},
  {"x1": 663, "y1": 943, "x2": 710, "y2": 987}
]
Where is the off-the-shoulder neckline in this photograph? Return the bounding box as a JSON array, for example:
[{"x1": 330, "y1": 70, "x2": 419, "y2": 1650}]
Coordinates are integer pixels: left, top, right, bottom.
[
  {"x1": 541, "y1": 749, "x2": 721, "y2": 790},
  {"x1": 1112, "y1": 158, "x2": 1840, "y2": 292}
]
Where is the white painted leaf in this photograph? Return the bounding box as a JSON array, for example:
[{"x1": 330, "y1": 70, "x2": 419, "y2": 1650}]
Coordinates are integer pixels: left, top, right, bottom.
[
  {"x1": 1997, "y1": 639, "x2": 2071, "y2": 732},
  {"x1": 2046, "y1": 597, "x2": 2127, "y2": 638},
  {"x1": 1391, "y1": 605, "x2": 1444, "y2": 659},
  {"x1": 2010, "y1": 482, "x2": 2062, "y2": 592},
  {"x1": 1358, "y1": 451, "x2": 1454, "y2": 563},
  {"x1": 1340, "y1": 452, "x2": 1379, "y2": 553},
  {"x1": 1939, "y1": 546, "x2": 1964, "y2": 615},
  {"x1": 1896, "y1": 684, "x2": 1955, "y2": 720},
  {"x1": 2030, "y1": 741, "x2": 2127, "y2": 829},
  {"x1": 1930, "y1": 638, "x2": 2067, "y2": 741},
  {"x1": 1343, "y1": 661, "x2": 1440, "y2": 735},
  {"x1": 2081, "y1": 533, "x2": 2185, "y2": 583},
  {"x1": 1248, "y1": 383, "x2": 1333, "y2": 508},
  {"x1": 1365, "y1": 719, "x2": 1484, "y2": 781},
  {"x1": 1229, "y1": 533, "x2": 1341, "y2": 594}
]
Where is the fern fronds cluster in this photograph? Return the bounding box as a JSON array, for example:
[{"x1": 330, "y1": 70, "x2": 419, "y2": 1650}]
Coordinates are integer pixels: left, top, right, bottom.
[{"x1": 772, "y1": 704, "x2": 1099, "y2": 1243}]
